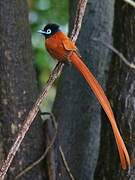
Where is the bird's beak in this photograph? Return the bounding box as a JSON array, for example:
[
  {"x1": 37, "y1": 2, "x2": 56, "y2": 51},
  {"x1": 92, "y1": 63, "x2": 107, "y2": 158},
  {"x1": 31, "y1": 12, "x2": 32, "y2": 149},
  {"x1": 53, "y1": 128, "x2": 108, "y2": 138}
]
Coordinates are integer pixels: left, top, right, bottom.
[{"x1": 37, "y1": 30, "x2": 46, "y2": 35}]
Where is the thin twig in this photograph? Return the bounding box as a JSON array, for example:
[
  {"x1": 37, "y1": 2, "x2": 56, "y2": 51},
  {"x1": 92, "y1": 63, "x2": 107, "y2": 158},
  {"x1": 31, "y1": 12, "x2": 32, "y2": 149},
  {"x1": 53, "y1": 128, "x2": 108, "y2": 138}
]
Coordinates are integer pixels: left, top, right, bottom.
[
  {"x1": 0, "y1": 0, "x2": 88, "y2": 179},
  {"x1": 15, "y1": 114, "x2": 57, "y2": 180},
  {"x1": 124, "y1": 0, "x2": 135, "y2": 8},
  {"x1": 59, "y1": 146, "x2": 75, "y2": 180},
  {"x1": 0, "y1": 62, "x2": 64, "y2": 180},
  {"x1": 93, "y1": 38, "x2": 135, "y2": 70},
  {"x1": 71, "y1": 0, "x2": 88, "y2": 42}
]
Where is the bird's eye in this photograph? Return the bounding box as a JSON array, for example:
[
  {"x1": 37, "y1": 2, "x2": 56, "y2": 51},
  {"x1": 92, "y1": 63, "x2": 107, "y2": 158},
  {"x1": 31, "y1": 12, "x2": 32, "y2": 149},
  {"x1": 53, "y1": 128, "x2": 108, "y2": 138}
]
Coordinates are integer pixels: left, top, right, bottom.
[{"x1": 46, "y1": 29, "x2": 51, "y2": 34}]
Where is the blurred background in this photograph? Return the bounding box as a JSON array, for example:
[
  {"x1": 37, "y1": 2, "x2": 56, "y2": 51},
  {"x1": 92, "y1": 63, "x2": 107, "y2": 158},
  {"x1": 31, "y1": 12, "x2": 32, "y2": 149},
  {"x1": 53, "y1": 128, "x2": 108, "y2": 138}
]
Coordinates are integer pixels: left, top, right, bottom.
[
  {"x1": 0, "y1": 0, "x2": 134, "y2": 179},
  {"x1": 28, "y1": 0, "x2": 69, "y2": 111}
]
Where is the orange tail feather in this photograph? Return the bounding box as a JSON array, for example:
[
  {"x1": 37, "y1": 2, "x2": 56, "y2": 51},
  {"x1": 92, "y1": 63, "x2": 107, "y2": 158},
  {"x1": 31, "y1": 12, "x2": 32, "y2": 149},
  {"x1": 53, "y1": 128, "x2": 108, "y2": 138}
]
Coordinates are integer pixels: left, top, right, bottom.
[{"x1": 68, "y1": 52, "x2": 130, "y2": 169}]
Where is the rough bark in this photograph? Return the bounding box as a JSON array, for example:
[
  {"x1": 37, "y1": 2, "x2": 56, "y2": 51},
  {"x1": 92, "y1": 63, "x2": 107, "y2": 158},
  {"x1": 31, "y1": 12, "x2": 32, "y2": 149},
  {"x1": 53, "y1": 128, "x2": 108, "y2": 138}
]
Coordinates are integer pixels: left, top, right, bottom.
[
  {"x1": 0, "y1": 1, "x2": 44, "y2": 179},
  {"x1": 95, "y1": 1, "x2": 135, "y2": 179},
  {"x1": 53, "y1": 0, "x2": 114, "y2": 179}
]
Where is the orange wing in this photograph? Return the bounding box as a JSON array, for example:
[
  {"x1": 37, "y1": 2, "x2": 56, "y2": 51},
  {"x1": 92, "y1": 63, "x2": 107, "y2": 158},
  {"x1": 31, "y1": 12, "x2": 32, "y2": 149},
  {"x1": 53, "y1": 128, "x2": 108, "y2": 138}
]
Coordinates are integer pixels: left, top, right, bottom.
[
  {"x1": 45, "y1": 32, "x2": 77, "y2": 60},
  {"x1": 62, "y1": 39, "x2": 77, "y2": 51}
]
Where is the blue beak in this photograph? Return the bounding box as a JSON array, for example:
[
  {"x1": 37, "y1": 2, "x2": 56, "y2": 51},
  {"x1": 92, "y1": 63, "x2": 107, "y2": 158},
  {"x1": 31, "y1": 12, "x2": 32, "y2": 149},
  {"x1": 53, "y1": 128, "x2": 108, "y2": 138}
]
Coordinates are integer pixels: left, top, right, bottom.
[{"x1": 37, "y1": 30, "x2": 46, "y2": 35}]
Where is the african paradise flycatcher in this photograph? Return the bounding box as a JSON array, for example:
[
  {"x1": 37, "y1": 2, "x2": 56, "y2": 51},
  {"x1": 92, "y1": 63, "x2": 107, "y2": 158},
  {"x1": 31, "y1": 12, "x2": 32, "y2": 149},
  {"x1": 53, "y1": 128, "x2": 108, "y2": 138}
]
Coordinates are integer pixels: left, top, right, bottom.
[{"x1": 38, "y1": 23, "x2": 130, "y2": 169}]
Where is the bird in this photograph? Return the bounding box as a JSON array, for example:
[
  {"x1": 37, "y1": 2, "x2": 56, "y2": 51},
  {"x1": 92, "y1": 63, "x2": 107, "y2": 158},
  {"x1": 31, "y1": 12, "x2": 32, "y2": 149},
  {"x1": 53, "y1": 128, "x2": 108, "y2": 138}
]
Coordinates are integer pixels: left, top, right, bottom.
[{"x1": 38, "y1": 23, "x2": 130, "y2": 169}]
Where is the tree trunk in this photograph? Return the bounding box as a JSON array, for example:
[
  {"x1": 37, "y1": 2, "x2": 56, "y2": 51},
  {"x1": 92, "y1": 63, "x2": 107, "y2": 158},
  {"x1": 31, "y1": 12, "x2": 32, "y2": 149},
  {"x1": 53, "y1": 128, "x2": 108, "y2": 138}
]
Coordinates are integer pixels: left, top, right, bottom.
[
  {"x1": 0, "y1": 1, "x2": 44, "y2": 179},
  {"x1": 95, "y1": 1, "x2": 134, "y2": 179},
  {"x1": 53, "y1": 0, "x2": 114, "y2": 179}
]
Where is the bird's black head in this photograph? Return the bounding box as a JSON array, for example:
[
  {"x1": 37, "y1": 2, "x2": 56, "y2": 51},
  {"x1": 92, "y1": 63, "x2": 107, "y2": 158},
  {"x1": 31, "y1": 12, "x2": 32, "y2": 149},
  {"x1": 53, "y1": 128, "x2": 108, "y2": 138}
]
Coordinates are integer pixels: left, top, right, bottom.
[{"x1": 38, "y1": 23, "x2": 60, "y2": 39}]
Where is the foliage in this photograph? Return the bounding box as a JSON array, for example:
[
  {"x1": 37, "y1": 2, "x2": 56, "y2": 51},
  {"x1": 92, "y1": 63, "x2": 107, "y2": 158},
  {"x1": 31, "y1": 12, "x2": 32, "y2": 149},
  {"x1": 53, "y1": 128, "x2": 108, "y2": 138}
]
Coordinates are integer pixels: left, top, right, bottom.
[
  {"x1": 28, "y1": 0, "x2": 68, "y2": 110},
  {"x1": 28, "y1": 0, "x2": 68, "y2": 86}
]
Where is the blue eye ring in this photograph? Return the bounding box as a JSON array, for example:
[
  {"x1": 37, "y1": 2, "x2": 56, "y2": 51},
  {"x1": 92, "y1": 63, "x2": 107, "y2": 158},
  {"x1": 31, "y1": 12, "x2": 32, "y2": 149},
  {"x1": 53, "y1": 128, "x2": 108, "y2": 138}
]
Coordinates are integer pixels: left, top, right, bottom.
[{"x1": 45, "y1": 29, "x2": 51, "y2": 34}]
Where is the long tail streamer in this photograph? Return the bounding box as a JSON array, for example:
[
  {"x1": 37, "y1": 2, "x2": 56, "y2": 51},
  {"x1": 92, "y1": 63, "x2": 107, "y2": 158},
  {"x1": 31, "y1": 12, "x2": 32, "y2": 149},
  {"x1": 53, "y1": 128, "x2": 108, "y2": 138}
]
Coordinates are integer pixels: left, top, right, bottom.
[{"x1": 69, "y1": 52, "x2": 130, "y2": 169}]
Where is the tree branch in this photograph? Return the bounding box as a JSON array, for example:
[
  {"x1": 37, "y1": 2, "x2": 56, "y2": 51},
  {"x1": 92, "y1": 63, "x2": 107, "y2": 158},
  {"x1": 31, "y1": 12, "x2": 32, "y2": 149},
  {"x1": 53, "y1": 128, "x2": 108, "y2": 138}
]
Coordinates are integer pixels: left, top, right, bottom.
[
  {"x1": 0, "y1": 62, "x2": 64, "y2": 179},
  {"x1": 71, "y1": 0, "x2": 88, "y2": 42},
  {"x1": 93, "y1": 38, "x2": 135, "y2": 70},
  {"x1": 15, "y1": 114, "x2": 58, "y2": 180},
  {"x1": 0, "y1": 0, "x2": 88, "y2": 179},
  {"x1": 59, "y1": 146, "x2": 75, "y2": 180},
  {"x1": 124, "y1": 0, "x2": 135, "y2": 8}
]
